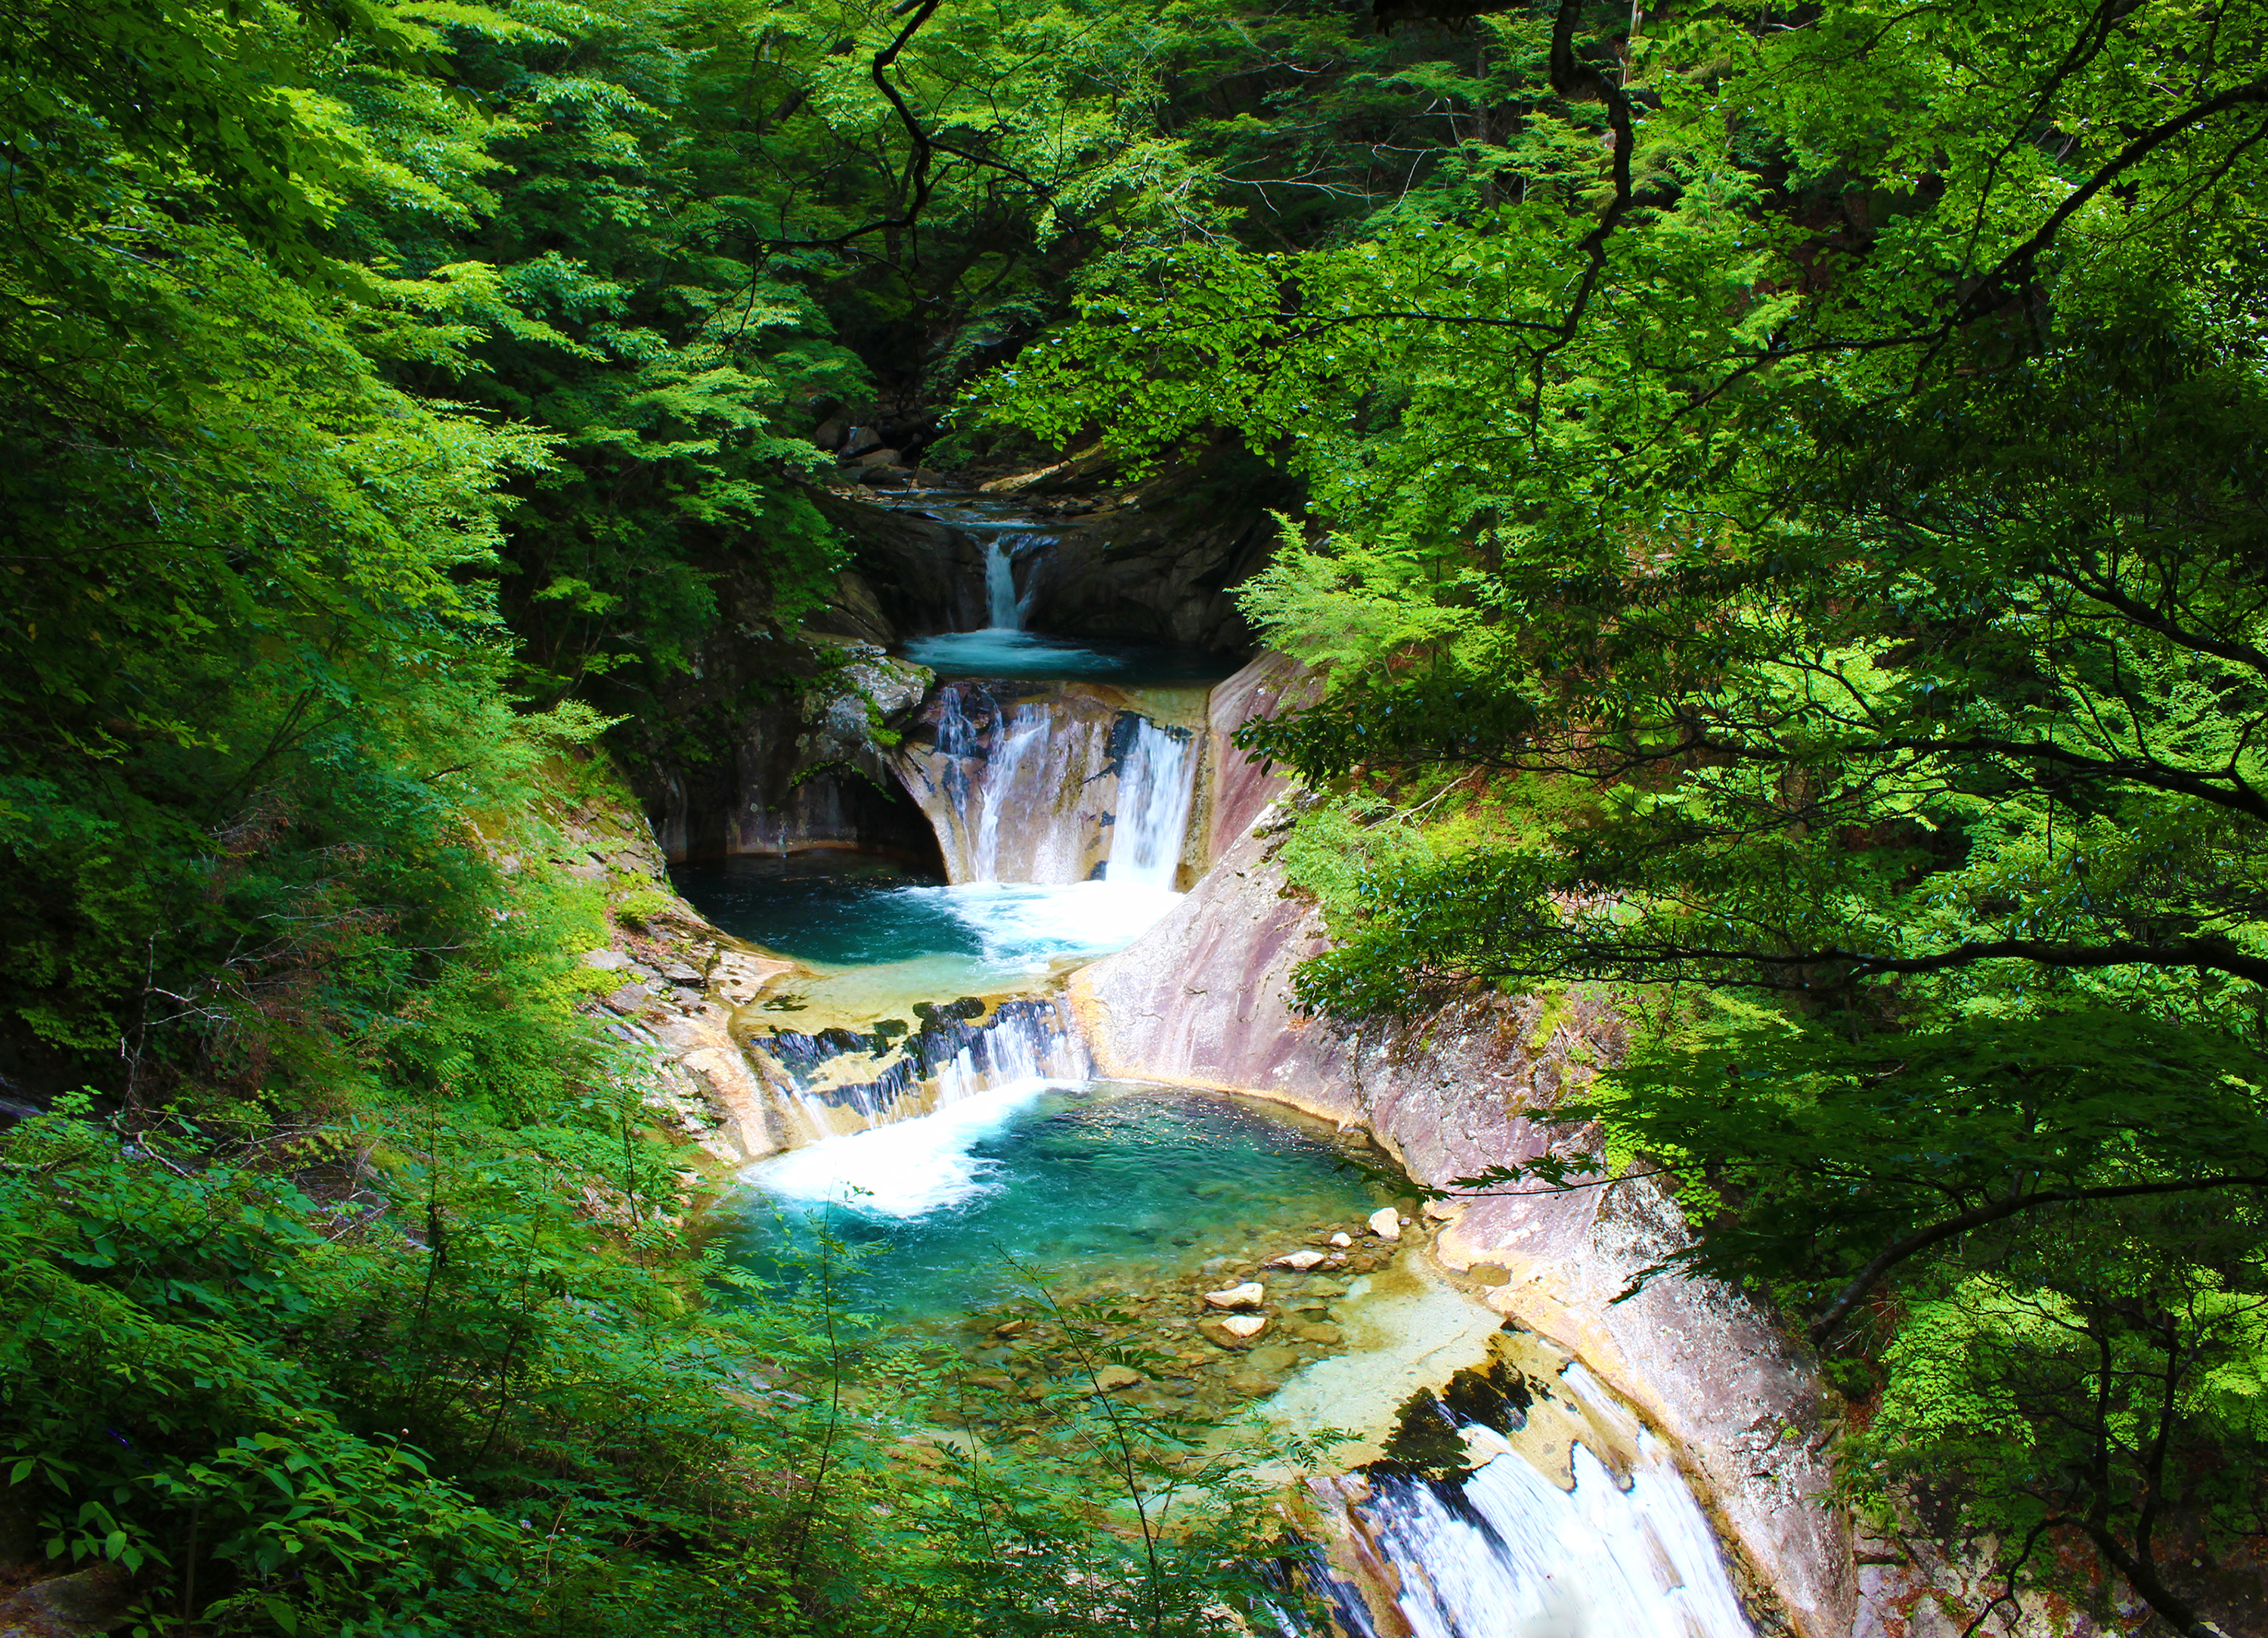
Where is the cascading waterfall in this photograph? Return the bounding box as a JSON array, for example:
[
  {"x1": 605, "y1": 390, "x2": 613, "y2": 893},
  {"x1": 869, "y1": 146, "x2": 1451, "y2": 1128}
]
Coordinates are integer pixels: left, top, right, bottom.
[
  {"x1": 894, "y1": 684, "x2": 1201, "y2": 887},
  {"x1": 692, "y1": 490, "x2": 1777, "y2": 1637},
  {"x1": 984, "y1": 529, "x2": 1024, "y2": 628},
  {"x1": 1105, "y1": 718, "x2": 1196, "y2": 890},
  {"x1": 1312, "y1": 1364, "x2": 1755, "y2": 1638},
  {"x1": 968, "y1": 703, "x2": 1052, "y2": 881},
  {"x1": 751, "y1": 993, "x2": 1091, "y2": 1147}
]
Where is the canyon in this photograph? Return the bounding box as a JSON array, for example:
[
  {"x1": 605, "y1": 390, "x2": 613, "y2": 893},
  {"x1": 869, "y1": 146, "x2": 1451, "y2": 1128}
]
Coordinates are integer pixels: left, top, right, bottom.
[{"x1": 581, "y1": 485, "x2": 2075, "y2": 1638}]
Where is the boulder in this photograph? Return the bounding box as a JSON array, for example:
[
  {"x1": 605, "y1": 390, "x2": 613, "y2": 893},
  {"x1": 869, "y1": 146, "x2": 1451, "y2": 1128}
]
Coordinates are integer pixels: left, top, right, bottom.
[
  {"x1": 1367, "y1": 1206, "x2": 1402, "y2": 1241},
  {"x1": 812, "y1": 416, "x2": 848, "y2": 451},
  {"x1": 0, "y1": 1562, "x2": 135, "y2": 1636},
  {"x1": 1204, "y1": 1281, "x2": 1266, "y2": 1311},
  {"x1": 1006, "y1": 438, "x2": 1297, "y2": 652},
  {"x1": 842, "y1": 426, "x2": 885, "y2": 457}
]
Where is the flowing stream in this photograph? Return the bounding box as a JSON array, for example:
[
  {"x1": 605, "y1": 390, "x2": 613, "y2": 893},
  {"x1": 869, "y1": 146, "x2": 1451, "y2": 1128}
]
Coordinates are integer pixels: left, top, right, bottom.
[{"x1": 673, "y1": 492, "x2": 1758, "y2": 1638}]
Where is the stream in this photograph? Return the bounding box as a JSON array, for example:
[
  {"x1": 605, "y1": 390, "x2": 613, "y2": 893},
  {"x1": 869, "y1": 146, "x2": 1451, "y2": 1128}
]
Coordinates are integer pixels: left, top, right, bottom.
[{"x1": 670, "y1": 491, "x2": 1762, "y2": 1638}]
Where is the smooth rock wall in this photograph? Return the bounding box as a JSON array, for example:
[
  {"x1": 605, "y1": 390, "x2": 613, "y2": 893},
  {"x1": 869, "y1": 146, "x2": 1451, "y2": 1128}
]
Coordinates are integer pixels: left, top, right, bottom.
[{"x1": 634, "y1": 638, "x2": 945, "y2": 865}]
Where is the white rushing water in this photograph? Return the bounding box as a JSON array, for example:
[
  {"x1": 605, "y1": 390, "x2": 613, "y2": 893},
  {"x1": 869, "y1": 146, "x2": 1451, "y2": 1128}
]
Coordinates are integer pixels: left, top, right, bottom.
[
  {"x1": 1342, "y1": 1433, "x2": 1754, "y2": 1638},
  {"x1": 756, "y1": 1076, "x2": 1072, "y2": 1216},
  {"x1": 984, "y1": 528, "x2": 1029, "y2": 627},
  {"x1": 1105, "y1": 718, "x2": 1197, "y2": 889},
  {"x1": 968, "y1": 704, "x2": 1052, "y2": 881},
  {"x1": 934, "y1": 879, "x2": 1182, "y2": 971}
]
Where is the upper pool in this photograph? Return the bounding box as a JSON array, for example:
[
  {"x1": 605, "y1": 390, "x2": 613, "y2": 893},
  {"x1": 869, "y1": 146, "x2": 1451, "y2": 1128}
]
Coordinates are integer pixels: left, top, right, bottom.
[{"x1": 903, "y1": 629, "x2": 1238, "y2": 684}]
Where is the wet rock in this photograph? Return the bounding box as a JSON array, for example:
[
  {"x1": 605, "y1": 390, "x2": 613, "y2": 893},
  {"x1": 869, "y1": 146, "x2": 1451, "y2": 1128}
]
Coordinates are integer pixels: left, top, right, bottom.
[
  {"x1": 1204, "y1": 1281, "x2": 1265, "y2": 1311},
  {"x1": 1198, "y1": 1318, "x2": 1251, "y2": 1349},
  {"x1": 993, "y1": 1319, "x2": 1030, "y2": 1338},
  {"x1": 1219, "y1": 1314, "x2": 1268, "y2": 1339},
  {"x1": 1295, "y1": 1321, "x2": 1344, "y2": 1344},
  {"x1": 1468, "y1": 1262, "x2": 1510, "y2": 1287},
  {"x1": 1247, "y1": 1345, "x2": 1299, "y2": 1374},
  {"x1": 1094, "y1": 1365, "x2": 1143, "y2": 1392},
  {"x1": 0, "y1": 1562, "x2": 135, "y2": 1635},
  {"x1": 1368, "y1": 1206, "x2": 1402, "y2": 1240},
  {"x1": 1269, "y1": 1249, "x2": 1326, "y2": 1271}
]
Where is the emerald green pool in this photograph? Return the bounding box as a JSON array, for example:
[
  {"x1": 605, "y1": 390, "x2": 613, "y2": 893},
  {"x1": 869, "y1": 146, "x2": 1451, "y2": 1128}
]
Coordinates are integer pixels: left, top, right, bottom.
[{"x1": 721, "y1": 1079, "x2": 1393, "y2": 1325}]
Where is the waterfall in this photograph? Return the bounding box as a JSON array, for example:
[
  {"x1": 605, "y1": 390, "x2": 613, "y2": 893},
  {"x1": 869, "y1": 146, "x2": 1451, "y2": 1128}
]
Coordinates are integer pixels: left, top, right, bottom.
[
  {"x1": 750, "y1": 995, "x2": 1091, "y2": 1147},
  {"x1": 1105, "y1": 718, "x2": 1195, "y2": 889},
  {"x1": 1336, "y1": 1438, "x2": 1754, "y2": 1638},
  {"x1": 1309, "y1": 1361, "x2": 1756, "y2": 1638},
  {"x1": 969, "y1": 704, "x2": 1051, "y2": 881},
  {"x1": 984, "y1": 530, "x2": 1021, "y2": 628}
]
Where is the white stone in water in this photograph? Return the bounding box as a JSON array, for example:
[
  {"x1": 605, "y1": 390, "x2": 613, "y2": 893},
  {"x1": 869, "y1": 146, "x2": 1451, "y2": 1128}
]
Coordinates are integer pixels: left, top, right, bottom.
[
  {"x1": 1204, "y1": 1282, "x2": 1266, "y2": 1311},
  {"x1": 1219, "y1": 1314, "x2": 1267, "y2": 1339},
  {"x1": 1329, "y1": 1231, "x2": 1352, "y2": 1247},
  {"x1": 1269, "y1": 1249, "x2": 1326, "y2": 1271},
  {"x1": 1368, "y1": 1207, "x2": 1402, "y2": 1241}
]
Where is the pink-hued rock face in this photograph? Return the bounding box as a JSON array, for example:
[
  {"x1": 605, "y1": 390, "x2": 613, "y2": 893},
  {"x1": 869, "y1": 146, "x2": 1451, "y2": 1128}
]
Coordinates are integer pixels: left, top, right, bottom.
[{"x1": 1069, "y1": 650, "x2": 1862, "y2": 1638}]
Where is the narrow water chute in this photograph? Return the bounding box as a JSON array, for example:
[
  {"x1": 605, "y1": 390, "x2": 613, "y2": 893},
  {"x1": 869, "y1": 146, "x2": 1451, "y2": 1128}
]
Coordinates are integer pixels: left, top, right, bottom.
[{"x1": 1105, "y1": 718, "x2": 1196, "y2": 890}]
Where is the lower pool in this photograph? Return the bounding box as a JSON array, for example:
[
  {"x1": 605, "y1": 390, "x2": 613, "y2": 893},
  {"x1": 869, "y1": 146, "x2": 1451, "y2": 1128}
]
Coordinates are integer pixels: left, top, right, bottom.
[{"x1": 722, "y1": 1079, "x2": 1393, "y2": 1327}]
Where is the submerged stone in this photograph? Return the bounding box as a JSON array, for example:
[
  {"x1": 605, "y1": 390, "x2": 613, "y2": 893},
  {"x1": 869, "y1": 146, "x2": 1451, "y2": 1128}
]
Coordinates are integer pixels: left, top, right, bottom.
[{"x1": 1204, "y1": 1281, "x2": 1266, "y2": 1310}]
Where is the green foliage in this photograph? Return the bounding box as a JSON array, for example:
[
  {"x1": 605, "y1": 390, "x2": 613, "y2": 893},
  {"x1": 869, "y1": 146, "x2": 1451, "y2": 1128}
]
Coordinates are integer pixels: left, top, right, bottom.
[
  {"x1": 981, "y1": 2, "x2": 2268, "y2": 1624},
  {"x1": 0, "y1": 1111, "x2": 1321, "y2": 1636}
]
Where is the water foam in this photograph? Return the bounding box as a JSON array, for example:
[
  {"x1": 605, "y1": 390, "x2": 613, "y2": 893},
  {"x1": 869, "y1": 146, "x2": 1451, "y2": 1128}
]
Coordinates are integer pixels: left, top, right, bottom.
[
  {"x1": 1349, "y1": 1434, "x2": 1754, "y2": 1638},
  {"x1": 748, "y1": 1076, "x2": 1067, "y2": 1217},
  {"x1": 925, "y1": 879, "x2": 1182, "y2": 969}
]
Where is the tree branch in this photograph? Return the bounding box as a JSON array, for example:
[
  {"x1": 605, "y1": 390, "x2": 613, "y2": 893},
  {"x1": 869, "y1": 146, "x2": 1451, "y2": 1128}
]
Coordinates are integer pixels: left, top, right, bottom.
[{"x1": 1808, "y1": 1173, "x2": 2268, "y2": 1345}]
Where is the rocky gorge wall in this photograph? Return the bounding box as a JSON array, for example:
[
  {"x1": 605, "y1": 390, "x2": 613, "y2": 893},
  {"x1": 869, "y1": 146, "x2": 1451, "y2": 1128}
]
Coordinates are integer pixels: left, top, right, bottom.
[{"x1": 1068, "y1": 652, "x2": 1862, "y2": 1638}]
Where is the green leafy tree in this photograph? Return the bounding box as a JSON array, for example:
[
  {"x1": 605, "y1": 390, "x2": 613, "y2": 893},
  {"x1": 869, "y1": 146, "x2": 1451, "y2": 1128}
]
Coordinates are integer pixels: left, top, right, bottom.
[{"x1": 986, "y1": 2, "x2": 2268, "y2": 1626}]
